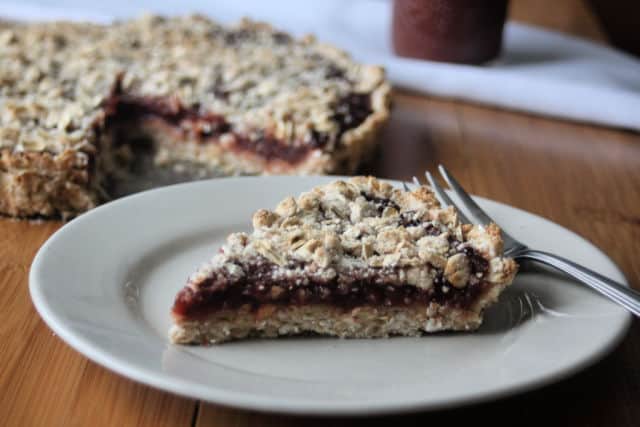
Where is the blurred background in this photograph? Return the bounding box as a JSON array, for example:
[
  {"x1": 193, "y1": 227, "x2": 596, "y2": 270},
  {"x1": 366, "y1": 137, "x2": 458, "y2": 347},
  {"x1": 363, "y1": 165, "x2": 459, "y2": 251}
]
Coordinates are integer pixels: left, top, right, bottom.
[{"x1": 3, "y1": 0, "x2": 639, "y2": 170}]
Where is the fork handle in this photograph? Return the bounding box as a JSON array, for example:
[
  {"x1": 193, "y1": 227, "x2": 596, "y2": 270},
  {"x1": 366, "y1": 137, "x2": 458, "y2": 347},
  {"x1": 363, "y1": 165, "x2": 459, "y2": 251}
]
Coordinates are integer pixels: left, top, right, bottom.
[{"x1": 516, "y1": 249, "x2": 640, "y2": 317}]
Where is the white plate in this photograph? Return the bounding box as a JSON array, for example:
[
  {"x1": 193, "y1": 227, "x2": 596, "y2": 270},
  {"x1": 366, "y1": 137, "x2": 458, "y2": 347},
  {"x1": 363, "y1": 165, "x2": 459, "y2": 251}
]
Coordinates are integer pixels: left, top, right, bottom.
[{"x1": 30, "y1": 176, "x2": 631, "y2": 415}]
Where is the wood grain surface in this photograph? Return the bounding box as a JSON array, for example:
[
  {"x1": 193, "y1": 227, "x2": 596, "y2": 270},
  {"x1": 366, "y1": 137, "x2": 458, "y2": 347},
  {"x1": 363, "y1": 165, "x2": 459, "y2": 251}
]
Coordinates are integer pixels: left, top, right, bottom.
[{"x1": 1, "y1": 0, "x2": 638, "y2": 426}]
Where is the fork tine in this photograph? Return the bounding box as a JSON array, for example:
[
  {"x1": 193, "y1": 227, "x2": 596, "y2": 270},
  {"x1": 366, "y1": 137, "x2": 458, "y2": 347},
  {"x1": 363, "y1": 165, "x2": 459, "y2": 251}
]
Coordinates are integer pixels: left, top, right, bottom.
[
  {"x1": 403, "y1": 182, "x2": 411, "y2": 192},
  {"x1": 438, "y1": 165, "x2": 494, "y2": 226},
  {"x1": 412, "y1": 176, "x2": 421, "y2": 187},
  {"x1": 424, "y1": 172, "x2": 449, "y2": 207},
  {"x1": 425, "y1": 171, "x2": 473, "y2": 224}
]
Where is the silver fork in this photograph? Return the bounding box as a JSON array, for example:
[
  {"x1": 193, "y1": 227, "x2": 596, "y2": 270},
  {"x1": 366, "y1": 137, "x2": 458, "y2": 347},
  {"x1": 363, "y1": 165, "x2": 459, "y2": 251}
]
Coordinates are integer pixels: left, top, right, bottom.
[{"x1": 412, "y1": 165, "x2": 640, "y2": 317}]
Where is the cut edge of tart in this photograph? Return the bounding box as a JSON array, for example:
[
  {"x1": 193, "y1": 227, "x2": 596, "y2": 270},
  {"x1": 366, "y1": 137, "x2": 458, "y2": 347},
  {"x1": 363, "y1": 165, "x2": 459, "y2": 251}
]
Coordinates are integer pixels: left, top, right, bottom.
[{"x1": 169, "y1": 176, "x2": 518, "y2": 345}]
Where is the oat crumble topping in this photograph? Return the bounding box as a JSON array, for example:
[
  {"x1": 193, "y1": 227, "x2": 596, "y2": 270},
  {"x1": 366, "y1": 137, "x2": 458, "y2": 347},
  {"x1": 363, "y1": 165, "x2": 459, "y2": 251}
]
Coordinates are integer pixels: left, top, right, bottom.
[{"x1": 0, "y1": 15, "x2": 386, "y2": 153}]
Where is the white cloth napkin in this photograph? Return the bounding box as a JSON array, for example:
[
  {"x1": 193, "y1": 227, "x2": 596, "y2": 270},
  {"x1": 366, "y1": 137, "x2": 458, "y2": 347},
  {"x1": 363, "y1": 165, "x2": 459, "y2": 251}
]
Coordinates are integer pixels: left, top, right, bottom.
[{"x1": 3, "y1": 0, "x2": 640, "y2": 131}]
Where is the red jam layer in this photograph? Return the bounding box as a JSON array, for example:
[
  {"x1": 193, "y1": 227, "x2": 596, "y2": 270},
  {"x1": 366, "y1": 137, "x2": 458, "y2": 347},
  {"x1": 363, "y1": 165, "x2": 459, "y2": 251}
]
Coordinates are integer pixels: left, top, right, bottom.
[
  {"x1": 102, "y1": 77, "x2": 372, "y2": 164},
  {"x1": 172, "y1": 249, "x2": 490, "y2": 320}
]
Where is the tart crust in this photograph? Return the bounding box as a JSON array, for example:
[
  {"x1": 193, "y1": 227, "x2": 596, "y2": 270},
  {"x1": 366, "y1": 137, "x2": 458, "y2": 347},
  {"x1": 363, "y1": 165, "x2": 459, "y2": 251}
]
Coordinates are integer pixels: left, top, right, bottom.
[
  {"x1": 170, "y1": 304, "x2": 485, "y2": 345},
  {"x1": 0, "y1": 16, "x2": 391, "y2": 218}
]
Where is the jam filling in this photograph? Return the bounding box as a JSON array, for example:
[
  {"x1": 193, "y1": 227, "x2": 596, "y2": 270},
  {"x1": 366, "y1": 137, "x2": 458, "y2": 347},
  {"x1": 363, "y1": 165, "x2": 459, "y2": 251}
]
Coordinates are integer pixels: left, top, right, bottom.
[
  {"x1": 361, "y1": 191, "x2": 401, "y2": 214},
  {"x1": 172, "y1": 247, "x2": 491, "y2": 320},
  {"x1": 332, "y1": 93, "x2": 373, "y2": 137},
  {"x1": 104, "y1": 93, "x2": 230, "y2": 135},
  {"x1": 102, "y1": 76, "x2": 372, "y2": 164}
]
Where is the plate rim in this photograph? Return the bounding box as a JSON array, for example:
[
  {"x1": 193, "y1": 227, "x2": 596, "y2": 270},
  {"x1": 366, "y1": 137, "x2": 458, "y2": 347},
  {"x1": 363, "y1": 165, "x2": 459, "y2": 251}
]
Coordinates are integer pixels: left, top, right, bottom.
[{"x1": 29, "y1": 176, "x2": 632, "y2": 415}]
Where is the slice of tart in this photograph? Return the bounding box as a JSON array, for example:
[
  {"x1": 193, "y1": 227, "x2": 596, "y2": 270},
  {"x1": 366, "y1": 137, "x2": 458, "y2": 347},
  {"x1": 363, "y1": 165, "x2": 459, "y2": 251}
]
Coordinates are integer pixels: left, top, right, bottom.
[
  {"x1": 0, "y1": 15, "x2": 390, "y2": 218},
  {"x1": 169, "y1": 177, "x2": 518, "y2": 344}
]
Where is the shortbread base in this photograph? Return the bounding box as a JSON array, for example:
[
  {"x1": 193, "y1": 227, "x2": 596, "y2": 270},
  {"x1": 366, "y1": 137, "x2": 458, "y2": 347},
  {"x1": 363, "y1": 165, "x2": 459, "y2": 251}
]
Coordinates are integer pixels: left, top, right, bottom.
[{"x1": 170, "y1": 303, "x2": 485, "y2": 345}]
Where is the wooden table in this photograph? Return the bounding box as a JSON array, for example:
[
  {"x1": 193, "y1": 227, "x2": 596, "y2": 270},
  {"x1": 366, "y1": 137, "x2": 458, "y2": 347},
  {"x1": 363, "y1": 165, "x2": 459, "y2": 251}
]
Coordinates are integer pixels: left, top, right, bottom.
[{"x1": 2, "y1": 1, "x2": 639, "y2": 426}]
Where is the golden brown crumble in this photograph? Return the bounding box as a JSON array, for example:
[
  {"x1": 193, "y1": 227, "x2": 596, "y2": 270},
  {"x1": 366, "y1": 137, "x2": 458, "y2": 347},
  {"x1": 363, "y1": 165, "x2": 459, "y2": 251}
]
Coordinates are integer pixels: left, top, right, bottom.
[{"x1": 186, "y1": 177, "x2": 517, "y2": 293}]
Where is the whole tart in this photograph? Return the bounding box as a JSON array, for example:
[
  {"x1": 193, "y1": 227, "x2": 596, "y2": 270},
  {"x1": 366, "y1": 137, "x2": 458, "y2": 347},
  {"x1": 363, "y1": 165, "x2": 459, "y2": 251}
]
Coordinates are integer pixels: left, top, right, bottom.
[
  {"x1": 0, "y1": 15, "x2": 391, "y2": 218},
  {"x1": 170, "y1": 177, "x2": 518, "y2": 344}
]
